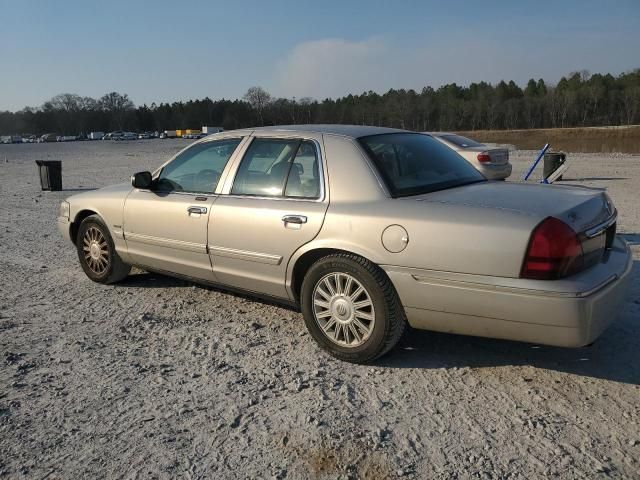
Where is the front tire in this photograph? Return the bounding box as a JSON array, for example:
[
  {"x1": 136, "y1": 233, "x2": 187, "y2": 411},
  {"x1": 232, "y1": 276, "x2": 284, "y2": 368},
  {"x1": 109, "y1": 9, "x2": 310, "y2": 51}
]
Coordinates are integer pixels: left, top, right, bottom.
[
  {"x1": 301, "y1": 253, "x2": 406, "y2": 363},
  {"x1": 76, "y1": 215, "x2": 131, "y2": 284}
]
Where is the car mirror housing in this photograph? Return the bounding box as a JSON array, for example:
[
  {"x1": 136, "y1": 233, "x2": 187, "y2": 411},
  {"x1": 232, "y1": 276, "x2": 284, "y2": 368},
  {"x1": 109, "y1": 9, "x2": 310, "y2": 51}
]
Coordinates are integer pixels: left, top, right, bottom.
[{"x1": 131, "y1": 171, "x2": 152, "y2": 189}]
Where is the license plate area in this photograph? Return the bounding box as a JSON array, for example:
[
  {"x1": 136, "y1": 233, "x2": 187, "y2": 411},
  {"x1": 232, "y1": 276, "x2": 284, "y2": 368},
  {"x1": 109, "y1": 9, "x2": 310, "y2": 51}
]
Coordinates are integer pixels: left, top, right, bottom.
[{"x1": 605, "y1": 222, "x2": 616, "y2": 249}]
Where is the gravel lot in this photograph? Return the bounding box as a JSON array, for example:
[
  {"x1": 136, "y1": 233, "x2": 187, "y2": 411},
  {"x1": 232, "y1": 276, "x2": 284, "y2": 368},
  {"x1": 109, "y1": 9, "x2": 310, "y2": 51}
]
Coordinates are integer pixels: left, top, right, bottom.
[{"x1": 1, "y1": 140, "x2": 639, "y2": 479}]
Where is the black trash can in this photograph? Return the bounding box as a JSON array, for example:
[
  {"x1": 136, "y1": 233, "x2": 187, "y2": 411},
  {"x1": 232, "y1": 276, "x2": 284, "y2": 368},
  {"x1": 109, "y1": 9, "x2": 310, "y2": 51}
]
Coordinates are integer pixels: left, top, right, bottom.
[
  {"x1": 36, "y1": 160, "x2": 62, "y2": 191},
  {"x1": 543, "y1": 152, "x2": 566, "y2": 181}
]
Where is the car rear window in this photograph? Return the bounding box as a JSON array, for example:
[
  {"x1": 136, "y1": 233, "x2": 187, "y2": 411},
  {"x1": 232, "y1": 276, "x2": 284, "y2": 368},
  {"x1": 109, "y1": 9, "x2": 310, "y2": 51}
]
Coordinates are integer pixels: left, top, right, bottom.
[
  {"x1": 440, "y1": 134, "x2": 484, "y2": 148},
  {"x1": 359, "y1": 133, "x2": 486, "y2": 197}
]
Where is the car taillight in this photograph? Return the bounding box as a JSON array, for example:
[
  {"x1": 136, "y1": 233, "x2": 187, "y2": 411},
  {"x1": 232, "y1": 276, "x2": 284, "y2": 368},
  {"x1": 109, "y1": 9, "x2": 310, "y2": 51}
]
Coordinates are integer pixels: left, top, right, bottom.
[
  {"x1": 521, "y1": 217, "x2": 584, "y2": 280},
  {"x1": 477, "y1": 153, "x2": 491, "y2": 163}
]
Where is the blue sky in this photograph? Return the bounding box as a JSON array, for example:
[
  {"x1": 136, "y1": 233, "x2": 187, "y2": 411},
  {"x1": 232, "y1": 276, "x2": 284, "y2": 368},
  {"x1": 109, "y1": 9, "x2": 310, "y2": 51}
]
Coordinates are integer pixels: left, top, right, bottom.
[{"x1": 1, "y1": 0, "x2": 638, "y2": 111}]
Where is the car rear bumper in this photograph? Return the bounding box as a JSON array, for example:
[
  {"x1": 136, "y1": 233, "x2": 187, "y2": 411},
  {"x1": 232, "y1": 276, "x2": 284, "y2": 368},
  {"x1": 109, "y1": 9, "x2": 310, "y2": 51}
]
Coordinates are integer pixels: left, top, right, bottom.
[
  {"x1": 477, "y1": 162, "x2": 512, "y2": 180},
  {"x1": 382, "y1": 236, "x2": 633, "y2": 347}
]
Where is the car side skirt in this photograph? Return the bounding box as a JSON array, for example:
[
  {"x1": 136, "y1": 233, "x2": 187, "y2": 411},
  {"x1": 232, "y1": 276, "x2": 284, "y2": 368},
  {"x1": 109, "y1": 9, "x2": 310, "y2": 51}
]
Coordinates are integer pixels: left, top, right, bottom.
[{"x1": 130, "y1": 264, "x2": 299, "y2": 310}]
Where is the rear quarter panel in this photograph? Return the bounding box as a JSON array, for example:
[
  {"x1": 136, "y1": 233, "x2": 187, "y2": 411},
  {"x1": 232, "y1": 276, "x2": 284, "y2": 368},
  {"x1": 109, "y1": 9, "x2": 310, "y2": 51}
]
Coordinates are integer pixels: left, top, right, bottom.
[{"x1": 287, "y1": 135, "x2": 540, "y2": 288}]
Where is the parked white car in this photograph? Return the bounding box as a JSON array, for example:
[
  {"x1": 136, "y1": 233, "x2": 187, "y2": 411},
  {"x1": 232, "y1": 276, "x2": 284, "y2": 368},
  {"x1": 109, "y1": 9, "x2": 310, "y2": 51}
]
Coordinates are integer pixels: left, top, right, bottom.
[{"x1": 425, "y1": 132, "x2": 512, "y2": 180}]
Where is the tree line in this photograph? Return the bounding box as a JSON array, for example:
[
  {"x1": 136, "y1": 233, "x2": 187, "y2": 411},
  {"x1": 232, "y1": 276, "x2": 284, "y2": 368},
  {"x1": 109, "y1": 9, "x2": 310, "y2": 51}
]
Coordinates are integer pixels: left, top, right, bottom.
[{"x1": 1, "y1": 69, "x2": 639, "y2": 136}]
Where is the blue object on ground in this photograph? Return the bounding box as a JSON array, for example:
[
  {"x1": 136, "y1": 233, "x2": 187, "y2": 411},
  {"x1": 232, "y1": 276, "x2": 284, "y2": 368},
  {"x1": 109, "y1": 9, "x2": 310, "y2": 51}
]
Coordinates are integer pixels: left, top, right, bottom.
[{"x1": 522, "y1": 143, "x2": 550, "y2": 181}]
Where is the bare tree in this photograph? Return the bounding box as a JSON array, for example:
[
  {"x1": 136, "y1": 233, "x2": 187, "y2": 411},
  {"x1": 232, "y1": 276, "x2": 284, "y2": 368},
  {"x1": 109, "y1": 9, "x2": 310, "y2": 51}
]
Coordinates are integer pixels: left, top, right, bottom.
[
  {"x1": 243, "y1": 87, "x2": 272, "y2": 126},
  {"x1": 298, "y1": 97, "x2": 314, "y2": 124},
  {"x1": 42, "y1": 93, "x2": 83, "y2": 134},
  {"x1": 99, "y1": 92, "x2": 134, "y2": 130},
  {"x1": 622, "y1": 86, "x2": 640, "y2": 125}
]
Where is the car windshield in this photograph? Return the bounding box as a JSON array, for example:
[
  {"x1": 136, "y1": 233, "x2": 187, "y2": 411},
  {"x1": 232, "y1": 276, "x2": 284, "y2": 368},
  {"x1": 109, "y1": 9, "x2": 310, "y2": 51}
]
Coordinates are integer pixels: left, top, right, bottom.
[
  {"x1": 359, "y1": 133, "x2": 486, "y2": 197},
  {"x1": 440, "y1": 134, "x2": 484, "y2": 148}
]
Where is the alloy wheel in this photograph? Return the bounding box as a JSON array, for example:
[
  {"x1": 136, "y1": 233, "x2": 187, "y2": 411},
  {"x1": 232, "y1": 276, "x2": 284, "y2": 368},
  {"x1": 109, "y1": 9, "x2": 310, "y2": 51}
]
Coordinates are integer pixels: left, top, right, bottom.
[
  {"x1": 82, "y1": 226, "x2": 110, "y2": 275},
  {"x1": 312, "y1": 272, "x2": 375, "y2": 347}
]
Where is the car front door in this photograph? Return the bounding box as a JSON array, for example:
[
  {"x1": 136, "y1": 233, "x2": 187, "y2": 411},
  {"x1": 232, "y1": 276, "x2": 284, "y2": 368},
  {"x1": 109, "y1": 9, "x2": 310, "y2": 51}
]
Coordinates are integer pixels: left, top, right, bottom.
[
  {"x1": 123, "y1": 137, "x2": 246, "y2": 281},
  {"x1": 208, "y1": 134, "x2": 329, "y2": 298}
]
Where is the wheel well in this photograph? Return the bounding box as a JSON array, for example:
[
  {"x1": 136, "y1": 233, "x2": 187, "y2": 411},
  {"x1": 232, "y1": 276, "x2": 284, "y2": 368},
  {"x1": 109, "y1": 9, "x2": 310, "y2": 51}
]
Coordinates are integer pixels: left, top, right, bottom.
[
  {"x1": 291, "y1": 248, "x2": 371, "y2": 303},
  {"x1": 70, "y1": 209, "x2": 97, "y2": 244}
]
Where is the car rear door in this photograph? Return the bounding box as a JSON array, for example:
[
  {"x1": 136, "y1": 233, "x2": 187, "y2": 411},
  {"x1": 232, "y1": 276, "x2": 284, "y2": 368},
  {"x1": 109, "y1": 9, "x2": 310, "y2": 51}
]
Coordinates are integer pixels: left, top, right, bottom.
[
  {"x1": 208, "y1": 133, "x2": 329, "y2": 299},
  {"x1": 122, "y1": 137, "x2": 247, "y2": 281}
]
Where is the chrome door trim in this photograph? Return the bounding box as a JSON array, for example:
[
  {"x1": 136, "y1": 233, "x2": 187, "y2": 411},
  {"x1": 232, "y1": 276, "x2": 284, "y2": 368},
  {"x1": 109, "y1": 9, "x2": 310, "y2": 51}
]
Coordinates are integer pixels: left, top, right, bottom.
[
  {"x1": 125, "y1": 232, "x2": 207, "y2": 254},
  {"x1": 208, "y1": 245, "x2": 283, "y2": 265}
]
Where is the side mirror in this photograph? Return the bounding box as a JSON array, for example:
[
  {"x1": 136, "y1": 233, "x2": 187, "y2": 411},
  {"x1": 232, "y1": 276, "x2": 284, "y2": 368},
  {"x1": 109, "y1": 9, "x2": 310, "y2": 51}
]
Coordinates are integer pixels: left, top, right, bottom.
[{"x1": 131, "y1": 171, "x2": 153, "y2": 189}]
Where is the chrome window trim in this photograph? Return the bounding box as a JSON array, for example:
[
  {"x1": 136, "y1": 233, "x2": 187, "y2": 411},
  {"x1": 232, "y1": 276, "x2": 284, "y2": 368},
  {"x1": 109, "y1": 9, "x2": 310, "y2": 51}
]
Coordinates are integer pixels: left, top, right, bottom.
[
  {"x1": 221, "y1": 135, "x2": 327, "y2": 203},
  {"x1": 131, "y1": 188, "x2": 219, "y2": 198}
]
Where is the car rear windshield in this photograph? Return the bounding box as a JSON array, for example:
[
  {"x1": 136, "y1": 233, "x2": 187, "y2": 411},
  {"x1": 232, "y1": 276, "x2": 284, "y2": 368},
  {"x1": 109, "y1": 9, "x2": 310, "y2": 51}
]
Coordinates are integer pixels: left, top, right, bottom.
[
  {"x1": 440, "y1": 134, "x2": 484, "y2": 148},
  {"x1": 359, "y1": 133, "x2": 486, "y2": 197}
]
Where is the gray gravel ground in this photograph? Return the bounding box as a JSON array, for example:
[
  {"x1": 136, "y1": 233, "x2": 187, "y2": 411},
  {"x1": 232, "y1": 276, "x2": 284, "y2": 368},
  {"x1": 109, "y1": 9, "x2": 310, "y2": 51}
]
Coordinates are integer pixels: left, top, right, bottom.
[{"x1": 0, "y1": 140, "x2": 639, "y2": 479}]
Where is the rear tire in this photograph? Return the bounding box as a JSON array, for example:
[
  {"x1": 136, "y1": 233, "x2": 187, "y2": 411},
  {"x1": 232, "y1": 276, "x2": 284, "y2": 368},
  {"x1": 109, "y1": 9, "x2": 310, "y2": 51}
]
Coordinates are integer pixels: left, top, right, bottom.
[
  {"x1": 76, "y1": 215, "x2": 131, "y2": 284},
  {"x1": 301, "y1": 253, "x2": 406, "y2": 363}
]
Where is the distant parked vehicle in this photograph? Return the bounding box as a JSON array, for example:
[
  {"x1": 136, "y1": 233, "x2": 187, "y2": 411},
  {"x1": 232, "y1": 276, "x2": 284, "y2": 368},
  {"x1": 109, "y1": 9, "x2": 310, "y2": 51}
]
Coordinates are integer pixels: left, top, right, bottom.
[
  {"x1": 103, "y1": 131, "x2": 125, "y2": 140},
  {"x1": 0, "y1": 136, "x2": 11, "y2": 144},
  {"x1": 114, "y1": 132, "x2": 137, "y2": 141},
  {"x1": 161, "y1": 130, "x2": 177, "y2": 139},
  {"x1": 425, "y1": 132, "x2": 512, "y2": 180},
  {"x1": 57, "y1": 135, "x2": 77, "y2": 142},
  {"x1": 138, "y1": 133, "x2": 150, "y2": 140},
  {"x1": 39, "y1": 133, "x2": 58, "y2": 143},
  {"x1": 22, "y1": 135, "x2": 36, "y2": 143},
  {"x1": 202, "y1": 126, "x2": 224, "y2": 135},
  {"x1": 89, "y1": 132, "x2": 105, "y2": 140},
  {"x1": 183, "y1": 132, "x2": 205, "y2": 139}
]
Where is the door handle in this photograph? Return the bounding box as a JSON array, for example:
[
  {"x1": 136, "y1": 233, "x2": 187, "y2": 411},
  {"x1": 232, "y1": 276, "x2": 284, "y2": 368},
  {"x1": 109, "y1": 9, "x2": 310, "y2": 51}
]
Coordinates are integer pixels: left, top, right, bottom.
[
  {"x1": 187, "y1": 206, "x2": 207, "y2": 215},
  {"x1": 282, "y1": 214, "x2": 307, "y2": 225}
]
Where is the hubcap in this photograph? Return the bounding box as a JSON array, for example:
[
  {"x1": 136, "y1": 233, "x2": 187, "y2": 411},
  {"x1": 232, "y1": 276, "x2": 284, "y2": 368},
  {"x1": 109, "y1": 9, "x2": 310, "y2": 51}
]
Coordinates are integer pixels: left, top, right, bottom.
[
  {"x1": 312, "y1": 272, "x2": 375, "y2": 348},
  {"x1": 82, "y1": 226, "x2": 109, "y2": 275}
]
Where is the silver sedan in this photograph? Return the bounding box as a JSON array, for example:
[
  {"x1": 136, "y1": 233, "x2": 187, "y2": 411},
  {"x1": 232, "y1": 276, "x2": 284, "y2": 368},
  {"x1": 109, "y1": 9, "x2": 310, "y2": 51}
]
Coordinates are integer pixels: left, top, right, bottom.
[
  {"x1": 58, "y1": 125, "x2": 631, "y2": 363},
  {"x1": 425, "y1": 132, "x2": 512, "y2": 180}
]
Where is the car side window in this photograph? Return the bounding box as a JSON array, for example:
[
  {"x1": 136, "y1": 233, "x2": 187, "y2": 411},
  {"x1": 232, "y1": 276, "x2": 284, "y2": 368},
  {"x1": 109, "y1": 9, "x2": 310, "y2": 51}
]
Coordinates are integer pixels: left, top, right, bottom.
[
  {"x1": 231, "y1": 138, "x2": 321, "y2": 198},
  {"x1": 155, "y1": 138, "x2": 242, "y2": 194},
  {"x1": 284, "y1": 141, "x2": 320, "y2": 198}
]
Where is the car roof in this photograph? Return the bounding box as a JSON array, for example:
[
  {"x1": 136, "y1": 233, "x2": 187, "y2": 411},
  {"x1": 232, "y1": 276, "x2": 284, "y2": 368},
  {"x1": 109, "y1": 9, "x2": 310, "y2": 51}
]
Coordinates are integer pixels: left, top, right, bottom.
[
  {"x1": 232, "y1": 124, "x2": 408, "y2": 139},
  {"x1": 423, "y1": 131, "x2": 455, "y2": 137}
]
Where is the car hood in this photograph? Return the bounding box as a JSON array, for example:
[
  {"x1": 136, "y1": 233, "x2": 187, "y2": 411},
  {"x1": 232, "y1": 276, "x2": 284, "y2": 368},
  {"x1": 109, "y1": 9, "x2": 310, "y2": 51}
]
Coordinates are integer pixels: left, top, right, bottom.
[{"x1": 411, "y1": 181, "x2": 614, "y2": 233}]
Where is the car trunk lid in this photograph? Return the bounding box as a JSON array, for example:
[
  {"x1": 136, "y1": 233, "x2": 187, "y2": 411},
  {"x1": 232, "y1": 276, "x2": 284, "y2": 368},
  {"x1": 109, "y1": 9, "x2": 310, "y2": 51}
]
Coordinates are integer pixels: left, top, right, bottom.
[
  {"x1": 459, "y1": 147, "x2": 509, "y2": 165},
  {"x1": 416, "y1": 182, "x2": 612, "y2": 231},
  {"x1": 413, "y1": 182, "x2": 616, "y2": 274}
]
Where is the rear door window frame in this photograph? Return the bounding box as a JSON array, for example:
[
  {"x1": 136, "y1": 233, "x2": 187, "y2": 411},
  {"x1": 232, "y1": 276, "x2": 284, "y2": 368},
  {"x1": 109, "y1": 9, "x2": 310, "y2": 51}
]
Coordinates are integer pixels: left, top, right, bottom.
[{"x1": 226, "y1": 136, "x2": 325, "y2": 202}]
